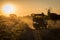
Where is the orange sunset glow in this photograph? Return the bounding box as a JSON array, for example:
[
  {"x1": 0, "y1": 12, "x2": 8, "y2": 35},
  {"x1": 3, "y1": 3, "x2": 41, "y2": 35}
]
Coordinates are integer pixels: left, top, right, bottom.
[
  {"x1": 0, "y1": 0, "x2": 60, "y2": 40},
  {"x1": 0, "y1": 0, "x2": 60, "y2": 16},
  {"x1": 1, "y1": 4, "x2": 16, "y2": 16}
]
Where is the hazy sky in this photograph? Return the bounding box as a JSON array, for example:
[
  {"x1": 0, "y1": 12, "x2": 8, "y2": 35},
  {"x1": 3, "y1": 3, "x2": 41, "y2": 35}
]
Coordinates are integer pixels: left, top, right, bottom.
[{"x1": 0, "y1": 0, "x2": 60, "y2": 16}]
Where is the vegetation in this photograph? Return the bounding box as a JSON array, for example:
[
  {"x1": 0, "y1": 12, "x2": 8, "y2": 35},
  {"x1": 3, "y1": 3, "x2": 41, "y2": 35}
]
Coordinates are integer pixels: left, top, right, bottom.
[
  {"x1": 0, "y1": 14, "x2": 60, "y2": 40},
  {"x1": 0, "y1": 15, "x2": 29, "y2": 40}
]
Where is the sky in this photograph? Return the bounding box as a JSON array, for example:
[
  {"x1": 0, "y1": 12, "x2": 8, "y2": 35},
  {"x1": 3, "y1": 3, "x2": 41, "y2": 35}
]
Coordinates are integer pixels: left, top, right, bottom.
[{"x1": 0, "y1": 0, "x2": 60, "y2": 16}]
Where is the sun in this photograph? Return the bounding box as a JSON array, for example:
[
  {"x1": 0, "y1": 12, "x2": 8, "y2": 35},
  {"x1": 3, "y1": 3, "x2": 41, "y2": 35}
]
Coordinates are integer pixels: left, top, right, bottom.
[{"x1": 2, "y1": 4, "x2": 16, "y2": 15}]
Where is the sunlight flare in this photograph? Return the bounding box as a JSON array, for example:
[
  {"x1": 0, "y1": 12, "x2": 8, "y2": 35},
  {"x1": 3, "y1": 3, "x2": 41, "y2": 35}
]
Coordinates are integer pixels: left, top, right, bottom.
[{"x1": 2, "y1": 4, "x2": 16, "y2": 15}]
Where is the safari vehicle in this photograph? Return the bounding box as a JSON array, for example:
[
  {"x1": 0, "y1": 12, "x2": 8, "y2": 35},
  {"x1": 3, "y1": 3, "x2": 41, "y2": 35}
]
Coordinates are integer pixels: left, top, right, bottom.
[{"x1": 31, "y1": 13, "x2": 47, "y2": 30}]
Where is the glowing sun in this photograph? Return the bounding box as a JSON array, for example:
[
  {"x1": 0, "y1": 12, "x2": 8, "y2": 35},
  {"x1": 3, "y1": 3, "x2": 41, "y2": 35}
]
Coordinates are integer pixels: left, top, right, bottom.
[{"x1": 2, "y1": 4, "x2": 16, "y2": 15}]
